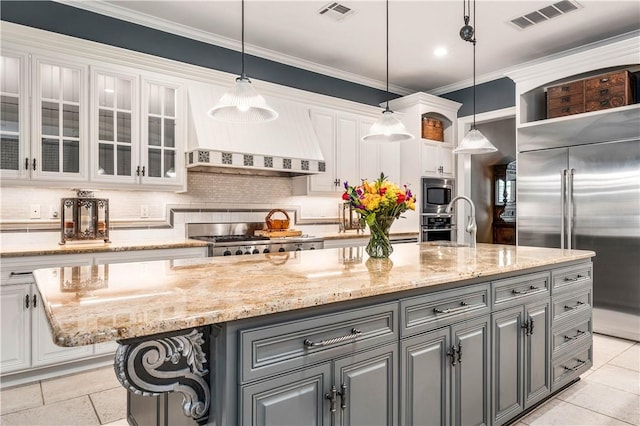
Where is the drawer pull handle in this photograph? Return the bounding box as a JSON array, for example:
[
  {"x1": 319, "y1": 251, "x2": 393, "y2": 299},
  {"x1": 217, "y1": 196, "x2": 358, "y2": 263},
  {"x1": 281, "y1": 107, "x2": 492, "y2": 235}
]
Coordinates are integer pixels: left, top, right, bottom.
[
  {"x1": 338, "y1": 384, "x2": 347, "y2": 410},
  {"x1": 561, "y1": 86, "x2": 570, "y2": 92},
  {"x1": 600, "y1": 99, "x2": 610, "y2": 106},
  {"x1": 562, "y1": 107, "x2": 570, "y2": 113},
  {"x1": 512, "y1": 285, "x2": 539, "y2": 295},
  {"x1": 304, "y1": 328, "x2": 361, "y2": 348},
  {"x1": 325, "y1": 385, "x2": 337, "y2": 413},
  {"x1": 599, "y1": 88, "x2": 609, "y2": 95},
  {"x1": 564, "y1": 330, "x2": 585, "y2": 341},
  {"x1": 564, "y1": 274, "x2": 584, "y2": 282},
  {"x1": 561, "y1": 96, "x2": 570, "y2": 103},
  {"x1": 10, "y1": 271, "x2": 32, "y2": 276},
  {"x1": 434, "y1": 301, "x2": 470, "y2": 314},
  {"x1": 564, "y1": 301, "x2": 585, "y2": 310},
  {"x1": 563, "y1": 359, "x2": 587, "y2": 371}
]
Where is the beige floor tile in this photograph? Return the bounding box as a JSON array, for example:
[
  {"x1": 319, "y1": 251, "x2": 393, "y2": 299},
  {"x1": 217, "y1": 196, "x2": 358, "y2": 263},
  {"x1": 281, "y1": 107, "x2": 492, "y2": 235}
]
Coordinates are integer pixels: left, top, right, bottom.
[
  {"x1": 0, "y1": 382, "x2": 43, "y2": 415},
  {"x1": 556, "y1": 379, "x2": 640, "y2": 425},
  {"x1": 586, "y1": 364, "x2": 640, "y2": 395},
  {"x1": 0, "y1": 395, "x2": 99, "y2": 425},
  {"x1": 40, "y1": 366, "x2": 120, "y2": 404},
  {"x1": 520, "y1": 398, "x2": 629, "y2": 425},
  {"x1": 609, "y1": 343, "x2": 640, "y2": 372},
  {"x1": 101, "y1": 419, "x2": 129, "y2": 426},
  {"x1": 591, "y1": 334, "x2": 636, "y2": 370},
  {"x1": 89, "y1": 387, "x2": 127, "y2": 425}
]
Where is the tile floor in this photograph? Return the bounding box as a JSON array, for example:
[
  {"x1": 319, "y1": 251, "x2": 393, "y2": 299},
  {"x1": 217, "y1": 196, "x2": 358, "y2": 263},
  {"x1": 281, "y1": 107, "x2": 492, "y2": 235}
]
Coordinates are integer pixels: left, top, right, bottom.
[{"x1": 0, "y1": 333, "x2": 638, "y2": 425}]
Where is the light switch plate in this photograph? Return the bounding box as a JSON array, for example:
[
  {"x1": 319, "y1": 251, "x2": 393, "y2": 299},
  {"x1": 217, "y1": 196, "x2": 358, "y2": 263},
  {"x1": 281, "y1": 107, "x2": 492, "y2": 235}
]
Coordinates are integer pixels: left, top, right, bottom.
[
  {"x1": 140, "y1": 205, "x2": 149, "y2": 218},
  {"x1": 30, "y1": 204, "x2": 41, "y2": 219}
]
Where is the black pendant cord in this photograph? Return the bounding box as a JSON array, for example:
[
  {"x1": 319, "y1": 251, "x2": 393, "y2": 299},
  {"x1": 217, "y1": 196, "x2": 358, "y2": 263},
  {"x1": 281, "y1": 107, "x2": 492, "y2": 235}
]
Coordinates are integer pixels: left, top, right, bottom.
[
  {"x1": 241, "y1": 0, "x2": 246, "y2": 79},
  {"x1": 471, "y1": 0, "x2": 477, "y2": 130},
  {"x1": 384, "y1": 0, "x2": 390, "y2": 112}
]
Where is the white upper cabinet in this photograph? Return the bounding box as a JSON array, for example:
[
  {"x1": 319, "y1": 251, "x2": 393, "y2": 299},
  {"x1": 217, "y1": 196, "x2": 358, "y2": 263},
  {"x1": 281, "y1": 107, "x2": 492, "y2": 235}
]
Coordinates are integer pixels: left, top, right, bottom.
[
  {"x1": 0, "y1": 52, "x2": 28, "y2": 180},
  {"x1": 140, "y1": 79, "x2": 184, "y2": 187},
  {"x1": 32, "y1": 56, "x2": 88, "y2": 182},
  {"x1": 91, "y1": 67, "x2": 139, "y2": 184},
  {"x1": 359, "y1": 118, "x2": 401, "y2": 185}
]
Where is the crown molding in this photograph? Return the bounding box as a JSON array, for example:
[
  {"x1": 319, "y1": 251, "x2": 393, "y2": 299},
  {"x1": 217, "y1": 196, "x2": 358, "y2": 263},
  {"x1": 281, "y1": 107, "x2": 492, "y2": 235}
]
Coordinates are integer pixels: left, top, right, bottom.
[{"x1": 52, "y1": 0, "x2": 413, "y2": 96}]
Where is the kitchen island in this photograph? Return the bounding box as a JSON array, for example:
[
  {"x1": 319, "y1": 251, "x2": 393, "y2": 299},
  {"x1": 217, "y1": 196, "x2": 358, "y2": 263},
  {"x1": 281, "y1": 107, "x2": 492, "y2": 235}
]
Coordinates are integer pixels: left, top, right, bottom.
[{"x1": 33, "y1": 243, "x2": 594, "y2": 426}]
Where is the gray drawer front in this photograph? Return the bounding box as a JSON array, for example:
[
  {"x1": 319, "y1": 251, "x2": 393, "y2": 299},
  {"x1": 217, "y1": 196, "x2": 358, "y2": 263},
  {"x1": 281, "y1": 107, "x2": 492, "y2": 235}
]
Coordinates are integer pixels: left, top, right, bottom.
[
  {"x1": 400, "y1": 283, "x2": 490, "y2": 337},
  {"x1": 492, "y1": 272, "x2": 550, "y2": 309},
  {"x1": 552, "y1": 263, "x2": 592, "y2": 294},
  {"x1": 552, "y1": 314, "x2": 592, "y2": 358},
  {"x1": 552, "y1": 288, "x2": 592, "y2": 325},
  {"x1": 240, "y1": 302, "x2": 398, "y2": 383},
  {"x1": 551, "y1": 343, "x2": 592, "y2": 391}
]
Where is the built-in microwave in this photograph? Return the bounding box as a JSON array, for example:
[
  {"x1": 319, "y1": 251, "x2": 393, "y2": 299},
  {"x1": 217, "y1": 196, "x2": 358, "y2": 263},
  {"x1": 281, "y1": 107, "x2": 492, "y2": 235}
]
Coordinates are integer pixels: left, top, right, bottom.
[{"x1": 422, "y1": 177, "x2": 455, "y2": 214}]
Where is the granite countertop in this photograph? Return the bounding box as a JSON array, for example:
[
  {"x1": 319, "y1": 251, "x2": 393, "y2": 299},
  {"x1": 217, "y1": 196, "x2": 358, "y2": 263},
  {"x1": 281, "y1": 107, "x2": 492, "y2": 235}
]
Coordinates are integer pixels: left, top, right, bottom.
[
  {"x1": 320, "y1": 231, "x2": 419, "y2": 240},
  {"x1": 32, "y1": 243, "x2": 594, "y2": 347},
  {"x1": 0, "y1": 239, "x2": 210, "y2": 258}
]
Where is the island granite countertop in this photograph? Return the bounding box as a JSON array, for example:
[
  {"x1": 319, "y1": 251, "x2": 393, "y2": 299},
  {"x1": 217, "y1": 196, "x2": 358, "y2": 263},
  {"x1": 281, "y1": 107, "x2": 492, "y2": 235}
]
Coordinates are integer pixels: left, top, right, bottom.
[{"x1": 32, "y1": 243, "x2": 594, "y2": 347}]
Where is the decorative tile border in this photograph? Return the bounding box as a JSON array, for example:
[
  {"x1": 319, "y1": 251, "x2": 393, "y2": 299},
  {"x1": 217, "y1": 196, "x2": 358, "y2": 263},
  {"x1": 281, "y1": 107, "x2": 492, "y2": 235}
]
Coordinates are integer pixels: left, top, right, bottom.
[{"x1": 186, "y1": 149, "x2": 324, "y2": 174}]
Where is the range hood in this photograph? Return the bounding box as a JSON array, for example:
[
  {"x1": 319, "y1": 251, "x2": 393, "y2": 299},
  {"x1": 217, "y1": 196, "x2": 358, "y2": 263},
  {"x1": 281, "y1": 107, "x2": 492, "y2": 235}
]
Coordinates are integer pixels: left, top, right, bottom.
[{"x1": 186, "y1": 84, "x2": 325, "y2": 176}]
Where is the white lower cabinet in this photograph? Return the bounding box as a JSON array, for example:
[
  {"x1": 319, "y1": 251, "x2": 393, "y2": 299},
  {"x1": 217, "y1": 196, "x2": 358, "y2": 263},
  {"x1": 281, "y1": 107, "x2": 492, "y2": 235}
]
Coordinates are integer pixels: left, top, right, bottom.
[{"x1": 0, "y1": 246, "x2": 206, "y2": 382}]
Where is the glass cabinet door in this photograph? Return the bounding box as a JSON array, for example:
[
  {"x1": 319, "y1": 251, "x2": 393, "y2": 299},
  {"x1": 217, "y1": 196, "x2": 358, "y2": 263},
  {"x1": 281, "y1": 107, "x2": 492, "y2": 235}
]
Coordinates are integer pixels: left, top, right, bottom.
[
  {"x1": 141, "y1": 80, "x2": 183, "y2": 185},
  {"x1": 33, "y1": 58, "x2": 87, "y2": 180},
  {"x1": 92, "y1": 69, "x2": 138, "y2": 183},
  {"x1": 0, "y1": 53, "x2": 28, "y2": 179}
]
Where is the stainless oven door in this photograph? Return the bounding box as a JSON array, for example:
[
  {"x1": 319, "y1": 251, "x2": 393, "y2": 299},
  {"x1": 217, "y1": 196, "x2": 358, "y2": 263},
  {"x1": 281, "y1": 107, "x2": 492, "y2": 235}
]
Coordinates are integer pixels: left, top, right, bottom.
[{"x1": 421, "y1": 228, "x2": 455, "y2": 242}]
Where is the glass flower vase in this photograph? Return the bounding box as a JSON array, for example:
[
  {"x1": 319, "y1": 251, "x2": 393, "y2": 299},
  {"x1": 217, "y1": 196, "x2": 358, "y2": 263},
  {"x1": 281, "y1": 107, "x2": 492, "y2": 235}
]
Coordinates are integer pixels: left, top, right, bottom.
[{"x1": 366, "y1": 216, "x2": 394, "y2": 258}]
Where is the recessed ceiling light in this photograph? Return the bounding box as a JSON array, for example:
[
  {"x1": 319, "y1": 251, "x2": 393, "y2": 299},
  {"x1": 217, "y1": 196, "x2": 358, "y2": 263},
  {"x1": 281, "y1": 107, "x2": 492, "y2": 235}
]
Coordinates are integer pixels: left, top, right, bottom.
[{"x1": 433, "y1": 47, "x2": 448, "y2": 58}]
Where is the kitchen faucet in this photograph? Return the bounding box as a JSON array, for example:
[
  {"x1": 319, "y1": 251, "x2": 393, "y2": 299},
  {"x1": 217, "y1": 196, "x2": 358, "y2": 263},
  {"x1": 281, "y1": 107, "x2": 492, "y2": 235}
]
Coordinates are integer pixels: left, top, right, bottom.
[{"x1": 446, "y1": 196, "x2": 477, "y2": 248}]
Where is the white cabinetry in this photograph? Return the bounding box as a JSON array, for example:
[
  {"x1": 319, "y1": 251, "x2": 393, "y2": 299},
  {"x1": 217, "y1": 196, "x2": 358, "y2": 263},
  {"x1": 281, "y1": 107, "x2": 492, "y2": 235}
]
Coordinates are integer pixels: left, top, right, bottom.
[
  {"x1": 359, "y1": 118, "x2": 401, "y2": 184},
  {"x1": 0, "y1": 246, "x2": 206, "y2": 384},
  {"x1": 0, "y1": 51, "x2": 29, "y2": 180},
  {"x1": 386, "y1": 93, "x2": 462, "y2": 188}
]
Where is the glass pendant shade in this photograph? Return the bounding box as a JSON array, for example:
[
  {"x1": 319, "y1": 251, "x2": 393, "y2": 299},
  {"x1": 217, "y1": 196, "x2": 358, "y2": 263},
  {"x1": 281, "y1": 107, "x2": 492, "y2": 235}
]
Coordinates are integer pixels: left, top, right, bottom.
[
  {"x1": 208, "y1": 77, "x2": 278, "y2": 123},
  {"x1": 453, "y1": 128, "x2": 497, "y2": 154},
  {"x1": 362, "y1": 109, "x2": 414, "y2": 142}
]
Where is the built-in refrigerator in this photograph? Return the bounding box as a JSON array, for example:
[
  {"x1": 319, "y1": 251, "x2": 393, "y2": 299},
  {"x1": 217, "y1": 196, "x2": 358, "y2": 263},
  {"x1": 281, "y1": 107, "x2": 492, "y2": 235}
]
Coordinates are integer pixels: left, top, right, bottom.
[{"x1": 518, "y1": 139, "x2": 640, "y2": 341}]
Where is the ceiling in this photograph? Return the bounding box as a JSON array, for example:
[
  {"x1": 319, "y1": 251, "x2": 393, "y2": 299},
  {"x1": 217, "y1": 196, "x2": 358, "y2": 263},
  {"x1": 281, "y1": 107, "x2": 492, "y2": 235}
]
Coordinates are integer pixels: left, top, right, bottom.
[{"x1": 66, "y1": 0, "x2": 639, "y2": 95}]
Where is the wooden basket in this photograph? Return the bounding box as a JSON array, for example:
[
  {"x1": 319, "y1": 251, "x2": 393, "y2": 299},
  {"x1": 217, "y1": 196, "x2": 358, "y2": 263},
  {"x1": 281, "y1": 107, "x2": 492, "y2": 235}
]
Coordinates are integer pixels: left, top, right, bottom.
[
  {"x1": 421, "y1": 117, "x2": 444, "y2": 141},
  {"x1": 265, "y1": 209, "x2": 290, "y2": 230}
]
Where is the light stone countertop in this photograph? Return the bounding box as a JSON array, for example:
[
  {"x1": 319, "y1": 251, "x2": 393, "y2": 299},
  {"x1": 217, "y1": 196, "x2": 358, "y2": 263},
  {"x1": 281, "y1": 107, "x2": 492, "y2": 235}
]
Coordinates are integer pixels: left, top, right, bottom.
[
  {"x1": 32, "y1": 243, "x2": 594, "y2": 347},
  {"x1": 0, "y1": 239, "x2": 210, "y2": 258}
]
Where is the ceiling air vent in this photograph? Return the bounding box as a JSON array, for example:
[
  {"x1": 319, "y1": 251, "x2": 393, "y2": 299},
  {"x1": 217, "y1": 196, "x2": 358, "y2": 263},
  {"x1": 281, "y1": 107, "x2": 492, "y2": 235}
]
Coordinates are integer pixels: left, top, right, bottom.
[
  {"x1": 318, "y1": 2, "x2": 355, "y2": 22},
  {"x1": 509, "y1": 0, "x2": 582, "y2": 30}
]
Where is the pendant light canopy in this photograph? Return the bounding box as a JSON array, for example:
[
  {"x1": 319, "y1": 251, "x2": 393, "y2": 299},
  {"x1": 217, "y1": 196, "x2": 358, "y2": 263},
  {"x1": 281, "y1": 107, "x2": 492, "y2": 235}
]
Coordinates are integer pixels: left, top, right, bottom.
[
  {"x1": 453, "y1": 0, "x2": 497, "y2": 155},
  {"x1": 362, "y1": 0, "x2": 413, "y2": 142},
  {"x1": 208, "y1": 0, "x2": 277, "y2": 123}
]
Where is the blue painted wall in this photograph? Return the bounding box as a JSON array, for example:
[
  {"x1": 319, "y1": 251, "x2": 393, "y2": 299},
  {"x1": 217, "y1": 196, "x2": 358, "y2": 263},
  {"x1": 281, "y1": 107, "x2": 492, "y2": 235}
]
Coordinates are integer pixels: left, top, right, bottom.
[{"x1": 1, "y1": 1, "x2": 521, "y2": 113}]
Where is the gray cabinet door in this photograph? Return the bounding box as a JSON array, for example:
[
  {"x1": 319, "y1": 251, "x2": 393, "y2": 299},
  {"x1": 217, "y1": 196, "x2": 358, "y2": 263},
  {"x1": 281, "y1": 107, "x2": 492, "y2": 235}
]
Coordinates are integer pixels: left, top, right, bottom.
[
  {"x1": 451, "y1": 315, "x2": 491, "y2": 426},
  {"x1": 524, "y1": 300, "x2": 551, "y2": 408},
  {"x1": 400, "y1": 327, "x2": 450, "y2": 426},
  {"x1": 491, "y1": 306, "x2": 524, "y2": 425},
  {"x1": 334, "y1": 343, "x2": 398, "y2": 426},
  {"x1": 241, "y1": 363, "x2": 332, "y2": 426}
]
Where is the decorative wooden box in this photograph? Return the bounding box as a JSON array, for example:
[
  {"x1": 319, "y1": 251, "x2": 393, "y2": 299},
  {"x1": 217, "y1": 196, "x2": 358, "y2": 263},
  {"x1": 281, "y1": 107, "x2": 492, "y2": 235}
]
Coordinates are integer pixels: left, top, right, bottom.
[
  {"x1": 421, "y1": 116, "x2": 444, "y2": 141},
  {"x1": 584, "y1": 70, "x2": 635, "y2": 112},
  {"x1": 546, "y1": 70, "x2": 636, "y2": 119}
]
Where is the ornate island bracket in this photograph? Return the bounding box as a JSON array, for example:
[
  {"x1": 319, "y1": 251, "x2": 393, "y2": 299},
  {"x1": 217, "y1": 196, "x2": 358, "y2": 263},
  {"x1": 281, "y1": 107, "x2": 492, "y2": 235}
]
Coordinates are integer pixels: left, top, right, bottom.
[{"x1": 114, "y1": 328, "x2": 210, "y2": 424}]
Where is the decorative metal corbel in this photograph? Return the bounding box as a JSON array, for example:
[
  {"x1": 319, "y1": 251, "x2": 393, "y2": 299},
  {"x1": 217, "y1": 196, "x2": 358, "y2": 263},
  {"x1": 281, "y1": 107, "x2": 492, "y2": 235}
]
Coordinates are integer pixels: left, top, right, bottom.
[{"x1": 114, "y1": 328, "x2": 210, "y2": 424}]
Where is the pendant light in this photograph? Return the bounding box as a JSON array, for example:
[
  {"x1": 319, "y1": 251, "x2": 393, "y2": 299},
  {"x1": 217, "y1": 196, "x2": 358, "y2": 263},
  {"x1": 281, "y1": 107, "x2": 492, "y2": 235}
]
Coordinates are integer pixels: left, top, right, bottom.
[
  {"x1": 453, "y1": 0, "x2": 497, "y2": 154},
  {"x1": 208, "y1": 0, "x2": 278, "y2": 123},
  {"x1": 362, "y1": 0, "x2": 413, "y2": 142}
]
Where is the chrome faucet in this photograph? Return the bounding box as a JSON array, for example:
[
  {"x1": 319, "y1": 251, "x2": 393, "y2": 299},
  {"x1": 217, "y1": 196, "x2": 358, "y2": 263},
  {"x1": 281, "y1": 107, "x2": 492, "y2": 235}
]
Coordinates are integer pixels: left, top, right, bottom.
[{"x1": 446, "y1": 196, "x2": 477, "y2": 248}]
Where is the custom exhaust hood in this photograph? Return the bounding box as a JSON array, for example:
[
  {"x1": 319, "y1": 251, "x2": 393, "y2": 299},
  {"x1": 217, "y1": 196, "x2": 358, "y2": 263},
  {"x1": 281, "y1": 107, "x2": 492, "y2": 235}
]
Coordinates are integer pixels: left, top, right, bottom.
[{"x1": 186, "y1": 84, "x2": 325, "y2": 176}]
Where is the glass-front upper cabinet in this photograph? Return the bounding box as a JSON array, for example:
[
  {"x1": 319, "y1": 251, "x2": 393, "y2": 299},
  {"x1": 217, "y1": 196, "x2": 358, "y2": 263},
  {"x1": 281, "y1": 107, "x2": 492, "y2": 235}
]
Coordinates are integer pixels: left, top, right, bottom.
[
  {"x1": 0, "y1": 52, "x2": 28, "y2": 180},
  {"x1": 140, "y1": 79, "x2": 184, "y2": 186},
  {"x1": 91, "y1": 68, "x2": 139, "y2": 183},
  {"x1": 32, "y1": 57, "x2": 88, "y2": 181}
]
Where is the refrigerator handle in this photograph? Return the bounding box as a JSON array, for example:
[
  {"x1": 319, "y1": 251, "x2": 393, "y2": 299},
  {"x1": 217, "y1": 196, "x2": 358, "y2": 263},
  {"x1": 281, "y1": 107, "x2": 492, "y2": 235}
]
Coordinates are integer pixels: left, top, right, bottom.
[
  {"x1": 561, "y1": 169, "x2": 567, "y2": 250},
  {"x1": 568, "y1": 169, "x2": 575, "y2": 250}
]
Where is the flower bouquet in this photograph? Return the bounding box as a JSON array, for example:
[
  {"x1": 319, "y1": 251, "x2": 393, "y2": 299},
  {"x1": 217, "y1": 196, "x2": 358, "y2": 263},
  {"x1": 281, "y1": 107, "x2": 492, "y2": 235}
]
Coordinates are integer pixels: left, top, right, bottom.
[{"x1": 342, "y1": 173, "x2": 416, "y2": 258}]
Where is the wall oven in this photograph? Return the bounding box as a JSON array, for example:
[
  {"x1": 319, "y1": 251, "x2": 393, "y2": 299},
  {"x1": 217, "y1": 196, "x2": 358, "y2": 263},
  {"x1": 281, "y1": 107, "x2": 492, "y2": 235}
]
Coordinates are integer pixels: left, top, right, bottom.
[{"x1": 421, "y1": 177, "x2": 456, "y2": 242}]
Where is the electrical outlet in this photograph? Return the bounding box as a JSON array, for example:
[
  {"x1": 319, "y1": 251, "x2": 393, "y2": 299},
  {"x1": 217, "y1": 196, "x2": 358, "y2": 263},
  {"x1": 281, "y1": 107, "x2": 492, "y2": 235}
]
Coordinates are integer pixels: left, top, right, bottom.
[
  {"x1": 140, "y1": 205, "x2": 149, "y2": 218},
  {"x1": 30, "y1": 204, "x2": 41, "y2": 219},
  {"x1": 49, "y1": 205, "x2": 59, "y2": 219}
]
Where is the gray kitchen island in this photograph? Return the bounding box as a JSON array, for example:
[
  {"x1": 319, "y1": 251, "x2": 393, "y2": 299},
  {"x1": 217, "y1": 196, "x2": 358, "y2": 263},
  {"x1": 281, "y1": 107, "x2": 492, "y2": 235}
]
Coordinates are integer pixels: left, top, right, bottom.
[{"x1": 33, "y1": 243, "x2": 594, "y2": 426}]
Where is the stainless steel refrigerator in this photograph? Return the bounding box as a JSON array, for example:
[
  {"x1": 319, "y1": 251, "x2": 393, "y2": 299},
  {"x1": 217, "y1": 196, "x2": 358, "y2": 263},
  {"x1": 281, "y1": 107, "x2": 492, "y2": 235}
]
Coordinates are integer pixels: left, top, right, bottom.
[{"x1": 518, "y1": 139, "x2": 640, "y2": 341}]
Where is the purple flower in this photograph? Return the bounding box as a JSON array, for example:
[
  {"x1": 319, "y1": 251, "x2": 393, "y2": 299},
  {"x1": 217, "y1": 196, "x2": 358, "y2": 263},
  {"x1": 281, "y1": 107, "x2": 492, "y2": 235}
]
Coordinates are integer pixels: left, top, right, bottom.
[{"x1": 343, "y1": 181, "x2": 349, "y2": 189}]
